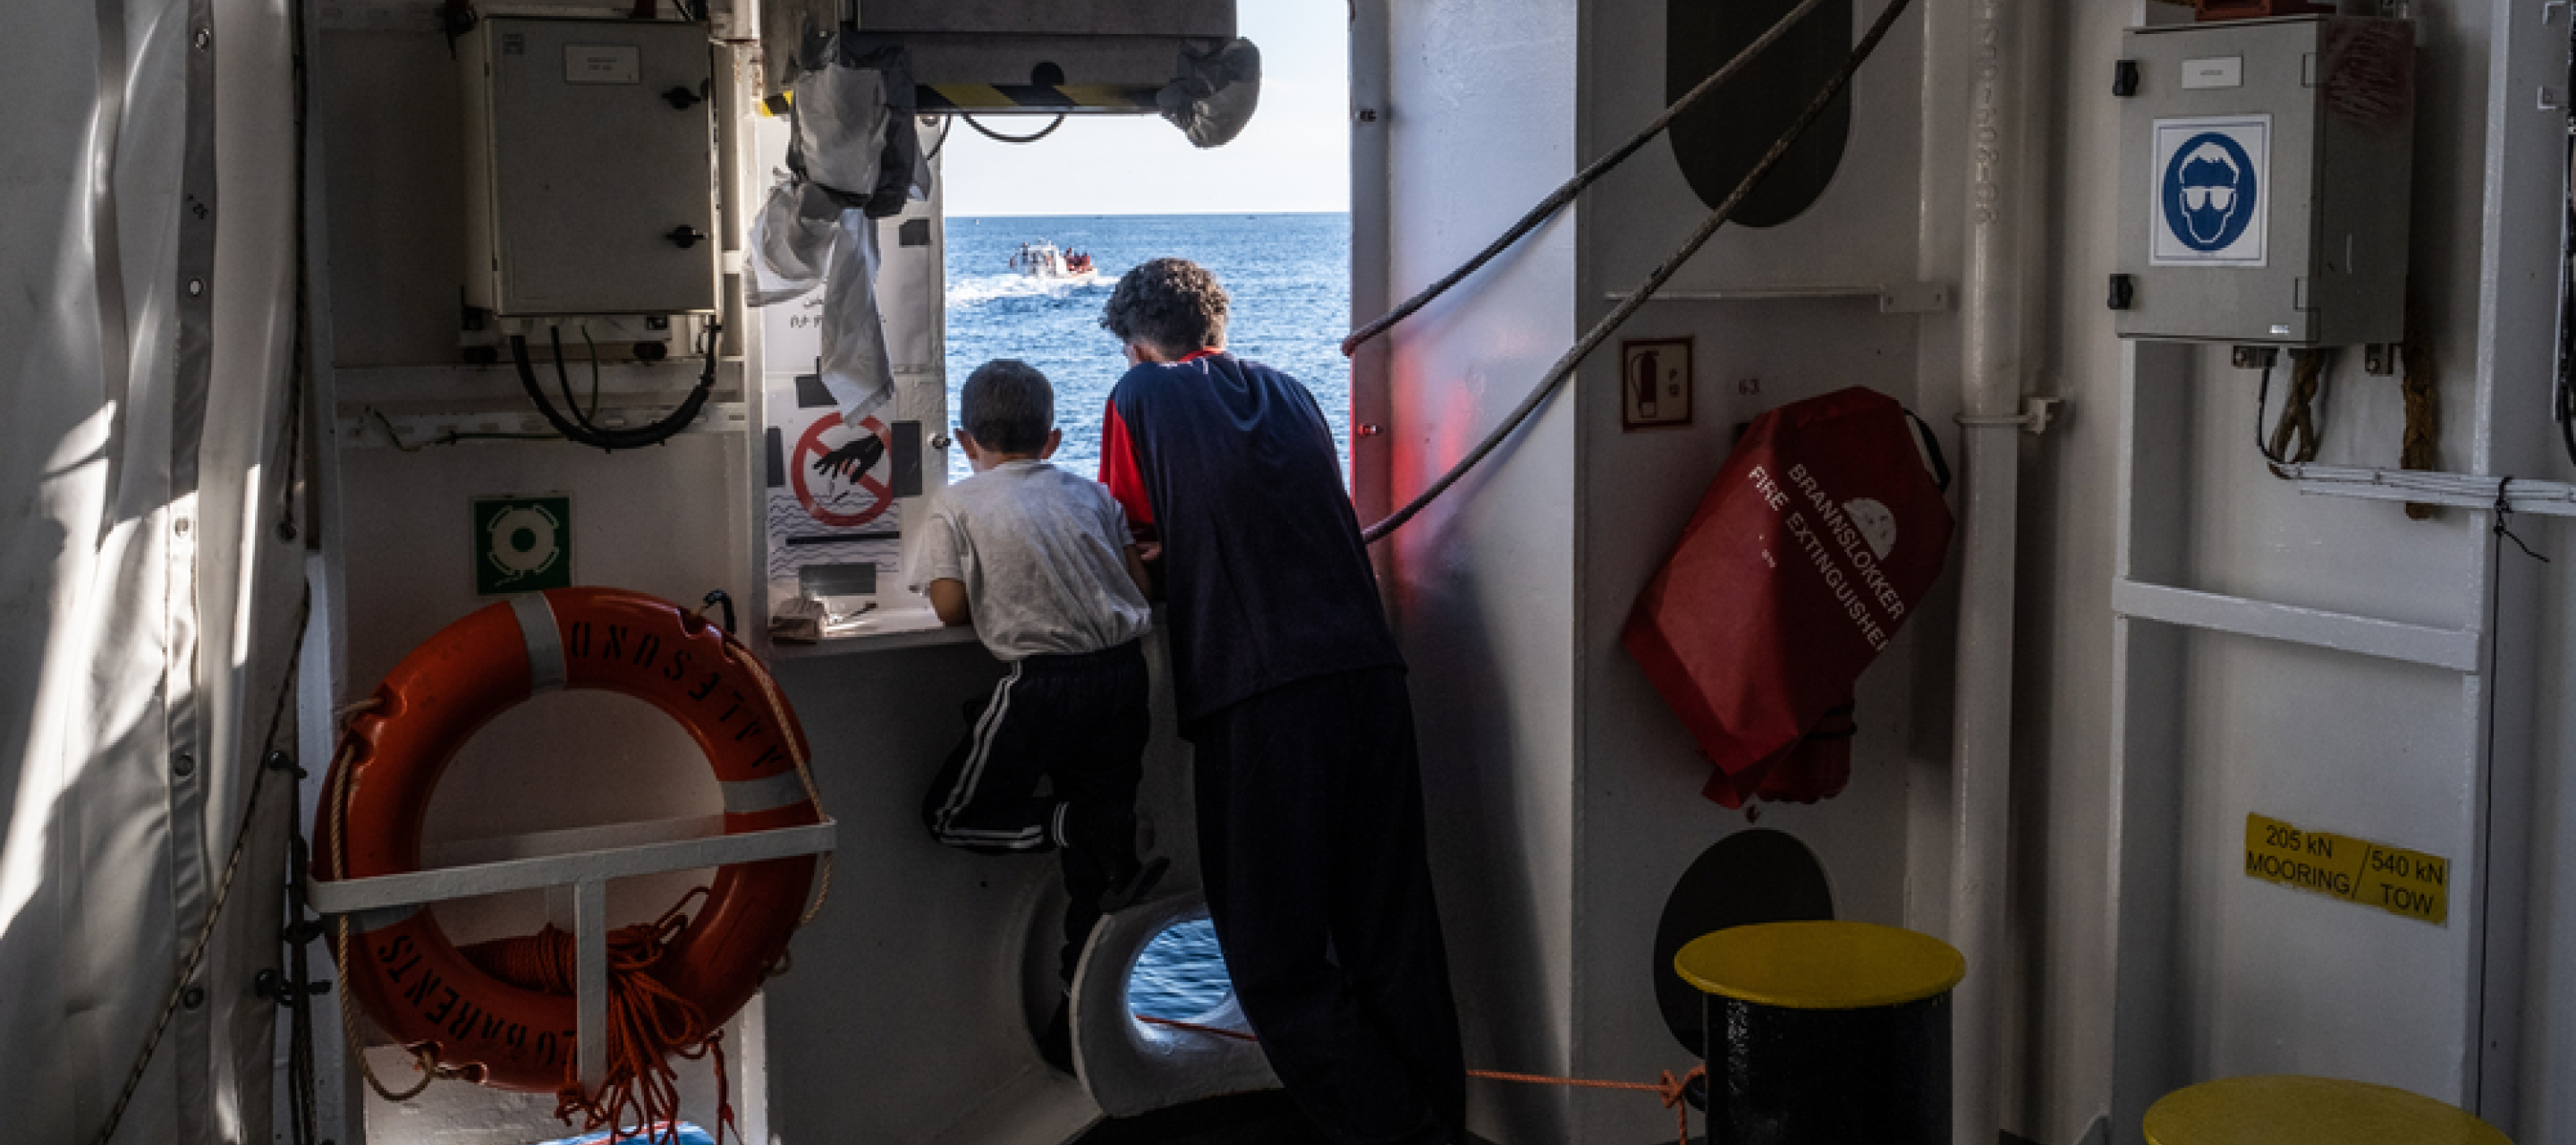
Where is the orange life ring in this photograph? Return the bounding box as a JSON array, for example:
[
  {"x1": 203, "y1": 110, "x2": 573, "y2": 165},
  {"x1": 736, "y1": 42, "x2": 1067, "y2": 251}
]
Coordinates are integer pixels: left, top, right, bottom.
[{"x1": 315, "y1": 587, "x2": 820, "y2": 1091}]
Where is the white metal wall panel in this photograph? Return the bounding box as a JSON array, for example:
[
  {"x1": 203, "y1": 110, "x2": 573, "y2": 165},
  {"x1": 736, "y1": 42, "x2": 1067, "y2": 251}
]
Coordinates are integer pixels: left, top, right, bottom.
[
  {"x1": 2102, "y1": 2, "x2": 2563, "y2": 1140},
  {"x1": 1568, "y1": 0, "x2": 1953, "y2": 1140},
  {"x1": 1379, "y1": 0, "x2": 1584, "y2": 1141},
  {"x1": 2178, "y1": 360, "x2": 2482, "y2": 633},
  {"x1": 759, "y1": 637, "x2": 1203, "y2": 1145},
  {"x1": 335, "y1": 433, "x2": 749, "y2": 943},
  {"x1": 1583, "y1": 0, "x2": 1931, "y2": 295},
  {"x1": 317, "y1": 27, "x2": 476, "y2": 369},
  {"x1": 1570, "y1": 296, "x2": 1930, "y2": 1142},
  {"x1": 2171, "y1": 634, "x2": 2479, "y2": 1096}
]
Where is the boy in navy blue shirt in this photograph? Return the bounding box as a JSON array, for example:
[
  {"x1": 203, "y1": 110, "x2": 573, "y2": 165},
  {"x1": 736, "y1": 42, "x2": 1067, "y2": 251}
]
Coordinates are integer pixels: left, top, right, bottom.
[{"x1": 1097, "y1": 259, "x2": 1465, "y2": 1145}]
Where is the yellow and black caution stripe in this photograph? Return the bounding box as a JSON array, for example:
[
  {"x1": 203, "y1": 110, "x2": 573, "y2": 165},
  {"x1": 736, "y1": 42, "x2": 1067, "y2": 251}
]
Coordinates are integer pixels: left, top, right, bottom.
[{"x1": 915, "y1": 84, "x2": 1162, "y2": 113}]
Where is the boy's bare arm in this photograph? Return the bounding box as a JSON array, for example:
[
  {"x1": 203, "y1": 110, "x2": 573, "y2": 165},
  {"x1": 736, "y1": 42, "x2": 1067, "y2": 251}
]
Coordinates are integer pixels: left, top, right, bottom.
[
  {"x1": 927, "y1": 579, "x2": 972, "y2": 626},
  {"x1": 1123, "y1": 544, "x2": 1152, "y2": 597}
]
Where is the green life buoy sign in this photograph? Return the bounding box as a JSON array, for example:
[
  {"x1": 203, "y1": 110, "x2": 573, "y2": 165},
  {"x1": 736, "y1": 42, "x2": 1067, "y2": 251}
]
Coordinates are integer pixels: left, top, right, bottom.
[{"x1": 473, "y1": 495, "x2": 572, "y2": 596}]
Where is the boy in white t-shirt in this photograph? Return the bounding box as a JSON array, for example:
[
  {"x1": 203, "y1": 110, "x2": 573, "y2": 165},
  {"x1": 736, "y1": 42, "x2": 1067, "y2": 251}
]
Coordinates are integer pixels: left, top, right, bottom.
[{"x1": 911, "y1": 359, "x2": 1166, "y2": 1070}]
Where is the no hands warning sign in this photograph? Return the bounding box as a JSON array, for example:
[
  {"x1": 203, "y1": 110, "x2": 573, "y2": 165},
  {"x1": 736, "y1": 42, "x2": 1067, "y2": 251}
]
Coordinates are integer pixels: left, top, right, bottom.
[{"x1": 790, "y1": 413, "x2": 894, "y2": 529}]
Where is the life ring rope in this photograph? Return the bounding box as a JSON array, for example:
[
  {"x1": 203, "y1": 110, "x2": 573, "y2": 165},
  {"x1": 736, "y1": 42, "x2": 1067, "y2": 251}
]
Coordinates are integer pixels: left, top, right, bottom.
[{"x1": 326, "y1": 696, "x2": 461, "y2": 1103}]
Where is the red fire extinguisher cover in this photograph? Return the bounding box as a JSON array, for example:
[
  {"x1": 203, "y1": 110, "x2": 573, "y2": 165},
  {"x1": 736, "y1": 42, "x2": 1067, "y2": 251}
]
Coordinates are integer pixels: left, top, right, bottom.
[{"x1": 1622, "y1": 386, "x2": 1954, "y2": 808}]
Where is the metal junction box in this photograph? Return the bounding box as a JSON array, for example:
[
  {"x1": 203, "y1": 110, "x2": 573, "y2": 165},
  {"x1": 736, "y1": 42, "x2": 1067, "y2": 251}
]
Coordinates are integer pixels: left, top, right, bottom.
[
  {"x1": 761, "y1": 0, "x2": 1234, "y2": 95},
  {"x1": 461, "y1": 17, "x2": 718, "y2": 318},
  {"x1": 2114, "y1": 16, "x2": 2414, "y2": 346}
]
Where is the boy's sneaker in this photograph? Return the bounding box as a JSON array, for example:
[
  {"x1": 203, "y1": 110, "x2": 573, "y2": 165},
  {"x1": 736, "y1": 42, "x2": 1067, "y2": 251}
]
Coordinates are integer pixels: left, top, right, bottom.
[{"x1": 1098, "y1": 854, "x2": 1169, "y2": 914}]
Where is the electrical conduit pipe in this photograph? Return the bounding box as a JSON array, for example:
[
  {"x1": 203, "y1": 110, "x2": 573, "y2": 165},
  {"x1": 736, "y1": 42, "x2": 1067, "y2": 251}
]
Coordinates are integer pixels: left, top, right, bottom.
[{"x1": 1951, "y1": 0, "x2": 2042, "y2": 1143}]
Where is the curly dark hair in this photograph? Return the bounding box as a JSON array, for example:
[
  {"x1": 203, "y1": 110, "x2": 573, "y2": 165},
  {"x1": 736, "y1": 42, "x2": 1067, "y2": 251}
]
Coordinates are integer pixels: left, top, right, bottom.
[{"x1": 1099, "y1": 258, "x2": 1228, "y2": 354}]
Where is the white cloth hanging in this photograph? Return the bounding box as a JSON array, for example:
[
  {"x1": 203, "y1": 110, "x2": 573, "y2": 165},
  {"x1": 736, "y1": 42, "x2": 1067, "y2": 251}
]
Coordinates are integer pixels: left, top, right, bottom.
[{"x1": 745, "y1": 37, "x2": 928, "y2": 427}]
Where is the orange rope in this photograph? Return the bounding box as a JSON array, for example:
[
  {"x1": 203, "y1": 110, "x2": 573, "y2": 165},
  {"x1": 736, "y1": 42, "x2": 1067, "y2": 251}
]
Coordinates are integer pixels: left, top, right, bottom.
[
  {"x1": 464, "y1": 889, "x2": 735, "y2": 1145},
  {"x1": 1135, "y1": 1015, "x2": 1707, "y2": 1145},
  {"x1": 1468, "y1": 1065, "x2": 1706, "y2": 1145}
]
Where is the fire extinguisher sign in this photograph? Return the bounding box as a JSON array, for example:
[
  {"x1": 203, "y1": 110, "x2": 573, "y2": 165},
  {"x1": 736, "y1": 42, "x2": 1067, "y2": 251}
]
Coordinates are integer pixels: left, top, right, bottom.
[{"x1": 1619, "y1": 337, "x2": 1693, "y2": 430}]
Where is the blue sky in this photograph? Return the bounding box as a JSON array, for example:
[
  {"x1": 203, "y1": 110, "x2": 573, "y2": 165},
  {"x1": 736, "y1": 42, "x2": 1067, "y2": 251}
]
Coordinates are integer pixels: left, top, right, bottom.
[{"x1": 938, "y1": 0, "x2": 1351, "y2": 216}]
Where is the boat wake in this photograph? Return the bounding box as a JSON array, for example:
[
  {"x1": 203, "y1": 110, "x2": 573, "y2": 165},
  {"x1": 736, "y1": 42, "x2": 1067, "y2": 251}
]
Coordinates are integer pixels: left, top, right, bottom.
[{"x1": 947, "y1": 272, "x2": 1107, "y2": 308}]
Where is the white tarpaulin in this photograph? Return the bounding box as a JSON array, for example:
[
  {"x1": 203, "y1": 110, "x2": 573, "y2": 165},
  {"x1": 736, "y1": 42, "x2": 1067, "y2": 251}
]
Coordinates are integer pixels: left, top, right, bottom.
[{"x1": 2, "y1": 0, "x2": 305, "y2": 1141}]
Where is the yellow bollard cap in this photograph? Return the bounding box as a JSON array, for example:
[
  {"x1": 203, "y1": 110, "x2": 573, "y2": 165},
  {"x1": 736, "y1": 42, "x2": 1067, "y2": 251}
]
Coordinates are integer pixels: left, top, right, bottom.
[
  {"x1": 2144, "y1": 1075, "x2": 2512, "y2": 1145},
  {"x1": 1673, "y1": 920, "x2": 1964, "y2": 1010}
]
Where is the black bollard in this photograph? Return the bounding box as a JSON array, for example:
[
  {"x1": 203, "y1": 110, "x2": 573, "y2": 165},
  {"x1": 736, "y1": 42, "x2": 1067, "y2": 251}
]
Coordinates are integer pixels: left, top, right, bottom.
[{"x1": 1676, "y1": 920, "x2": 1962, "y2": 1145}]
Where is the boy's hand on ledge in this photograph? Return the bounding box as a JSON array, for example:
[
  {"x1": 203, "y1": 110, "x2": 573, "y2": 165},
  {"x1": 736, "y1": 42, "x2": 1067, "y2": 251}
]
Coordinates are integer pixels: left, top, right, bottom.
[{"x1": 927, "y1": 579, "x2": 972, "y2": 626}]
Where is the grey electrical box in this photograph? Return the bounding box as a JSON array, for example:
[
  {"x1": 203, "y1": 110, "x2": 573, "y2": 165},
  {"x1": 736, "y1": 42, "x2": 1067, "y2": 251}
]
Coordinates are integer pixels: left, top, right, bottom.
[
  {"x1": 760, "y1": 0, "x2": 1234, "y2": 93},
  {"x1": 461, "y1": 18, "x2": 717, "y2": 318},
  {"x1": 2113, "y1": 16, "x2": 2414, "y2": 346}
]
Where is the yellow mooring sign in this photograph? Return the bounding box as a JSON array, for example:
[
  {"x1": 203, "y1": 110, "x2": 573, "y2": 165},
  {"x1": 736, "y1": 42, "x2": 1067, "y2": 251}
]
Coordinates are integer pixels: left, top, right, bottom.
[{"x1": 2244, "y1": 813, "x2": 2448, "y2": 926}]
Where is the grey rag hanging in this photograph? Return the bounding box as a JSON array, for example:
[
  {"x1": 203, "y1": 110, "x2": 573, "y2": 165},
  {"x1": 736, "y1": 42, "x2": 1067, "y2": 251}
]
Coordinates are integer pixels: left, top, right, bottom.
[{"x1": 746, "y1": 36, "x2": 927, "y2": 425}]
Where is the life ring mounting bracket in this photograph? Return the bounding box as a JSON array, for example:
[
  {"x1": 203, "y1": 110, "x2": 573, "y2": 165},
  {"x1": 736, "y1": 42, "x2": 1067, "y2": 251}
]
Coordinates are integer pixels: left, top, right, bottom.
[{"x1": 305, "y1": 812, "x2": 836, "y2": 1087}]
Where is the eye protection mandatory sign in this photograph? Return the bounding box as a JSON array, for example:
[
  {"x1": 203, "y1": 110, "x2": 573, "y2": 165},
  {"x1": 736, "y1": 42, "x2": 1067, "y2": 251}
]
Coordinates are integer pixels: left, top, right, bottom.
[{"x1": 2150, "y1": 114, "x2": 2269, "y2": 268}]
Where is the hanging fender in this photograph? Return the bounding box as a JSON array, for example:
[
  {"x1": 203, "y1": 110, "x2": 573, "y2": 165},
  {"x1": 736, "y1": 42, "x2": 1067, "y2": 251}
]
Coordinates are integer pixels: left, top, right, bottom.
[{"x1": 314, "y1": 587, "x2": 820, "y2": 1091}]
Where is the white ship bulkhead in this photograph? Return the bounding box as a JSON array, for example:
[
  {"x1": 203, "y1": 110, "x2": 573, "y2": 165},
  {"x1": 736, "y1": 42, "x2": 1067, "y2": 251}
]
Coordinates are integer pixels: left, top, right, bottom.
[{"x1": 14, "y1": 1, "x2": 2576, "y2": 1144}]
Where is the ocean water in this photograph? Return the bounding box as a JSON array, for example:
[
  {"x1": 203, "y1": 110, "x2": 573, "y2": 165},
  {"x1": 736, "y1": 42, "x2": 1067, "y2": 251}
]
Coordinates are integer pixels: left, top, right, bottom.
[
  {"x1": 1125, "y1": 916, "x2": 1234, "y2": 1022},
  {"x1": 942, "y1": 213, "x2": 1353, "y2": 486}
]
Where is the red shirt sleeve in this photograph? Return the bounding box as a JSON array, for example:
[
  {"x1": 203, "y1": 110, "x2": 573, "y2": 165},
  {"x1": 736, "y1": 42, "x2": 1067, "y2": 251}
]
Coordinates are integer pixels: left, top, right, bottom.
[{"x1": 1097, "y1": 399, "x2": 1156, "y2": 531}]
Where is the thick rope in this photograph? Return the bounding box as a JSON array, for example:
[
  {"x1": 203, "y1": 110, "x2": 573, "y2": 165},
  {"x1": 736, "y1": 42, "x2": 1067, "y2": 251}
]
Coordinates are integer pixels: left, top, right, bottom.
[
  {"x1": 326, "y1": 696, "x2": 475, "y2": 1104},
  {"x1": 1134, "y1": 1015, "x2": 1707, "y2": 1145},
  {"x1": 2262, "y1": 348, "x2": 2331, "y2": 477},
  {"x1": 1360, "y1": 0, "x2": 1919, "y2": 543},
  {"x1": 2399, "y1": 298, "x2": 2442, "y2": 521},
  {"x1": 1339, "y1": 0, "x2": 1835, "y2": 358},
  {"x1": 496, "y1": 889, "x2": 736, "y2": 1145}
]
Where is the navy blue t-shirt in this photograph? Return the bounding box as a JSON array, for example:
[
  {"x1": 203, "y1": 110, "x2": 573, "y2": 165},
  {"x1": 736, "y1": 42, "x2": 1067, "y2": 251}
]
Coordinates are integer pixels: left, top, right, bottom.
[{"x1": 1098, "y1": 352, "x2": 1402, "y2": 723}]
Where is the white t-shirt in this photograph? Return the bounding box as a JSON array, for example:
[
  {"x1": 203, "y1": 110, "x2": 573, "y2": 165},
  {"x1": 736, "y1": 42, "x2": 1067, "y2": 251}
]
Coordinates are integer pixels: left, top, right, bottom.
[{"x1": 907, "y1": 460, "x2": 1153, "y2": 661}]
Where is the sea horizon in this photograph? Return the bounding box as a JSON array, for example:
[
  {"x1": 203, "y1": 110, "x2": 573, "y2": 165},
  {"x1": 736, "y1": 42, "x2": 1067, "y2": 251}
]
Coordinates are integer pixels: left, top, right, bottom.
[
  {"x1": 943, "y1": 211, "x2": 1355, "y2": 485},
  {"x1": 950, "y1": 208, "x2": 1351, "y2": 220}
]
